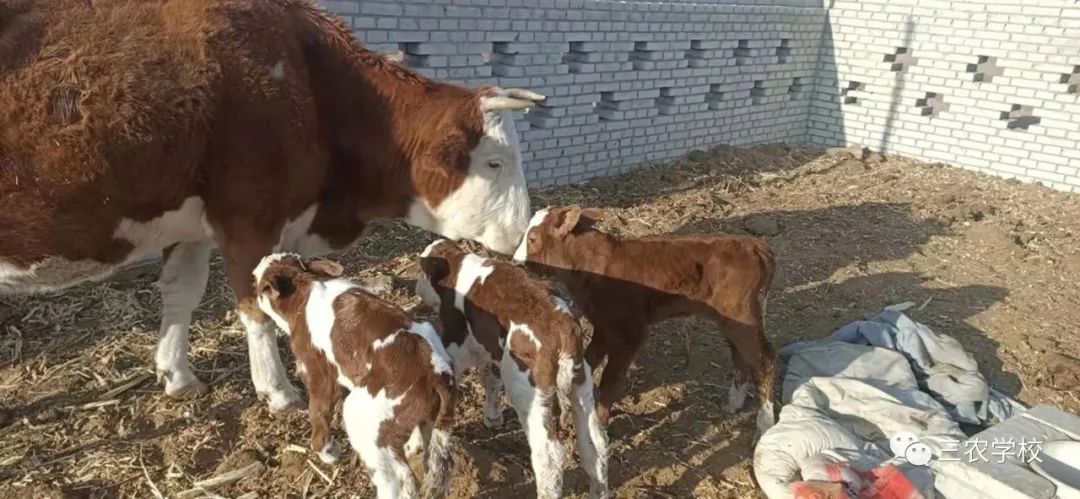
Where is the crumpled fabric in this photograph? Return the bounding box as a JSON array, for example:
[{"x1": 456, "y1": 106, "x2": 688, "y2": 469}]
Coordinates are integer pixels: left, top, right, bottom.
[
  {"x1": 754, "y1": 376, "x2": 958, "y2": 499},
  {"x1": 779, "y1": 306, "x2": 1021, "y2": 425},
  {"x1": 754, "y1": 305, "x2": 1024, "y2": 499}
]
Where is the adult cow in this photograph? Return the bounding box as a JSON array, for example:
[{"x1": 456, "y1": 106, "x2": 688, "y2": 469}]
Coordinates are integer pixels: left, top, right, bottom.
[{"x1": 0, "y1": 0, "x2": 541, "y2": 412}]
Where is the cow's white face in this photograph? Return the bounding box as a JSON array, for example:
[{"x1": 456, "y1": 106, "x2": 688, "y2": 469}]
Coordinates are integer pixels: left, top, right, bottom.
[{"x1": 407, "y1": 108, "x2": 531, "y2": 256}]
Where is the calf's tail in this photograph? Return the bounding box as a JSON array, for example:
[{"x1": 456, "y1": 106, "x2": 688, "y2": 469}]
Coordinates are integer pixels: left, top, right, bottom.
[{"x1": 421, "y1": 375, "x2": 456, "y2": 499}]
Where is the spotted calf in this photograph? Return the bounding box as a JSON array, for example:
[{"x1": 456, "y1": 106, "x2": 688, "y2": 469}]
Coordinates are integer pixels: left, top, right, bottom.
[
  {"x1": 416, "y1": 239, "x2": 609, "y2": 499},
  {"x1": 514, "y1": 205, "x2": 779, "y2": 435},
  {"x1": 253, "y1": 254, "x2": 456, "y2": 499}
]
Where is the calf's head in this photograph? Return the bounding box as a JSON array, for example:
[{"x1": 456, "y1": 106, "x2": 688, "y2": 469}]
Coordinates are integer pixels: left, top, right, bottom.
[
  {"x1": 512, "y1": 205, "x2": 608, "y2": 269},
  {"x1": 406, "y1": 87, "x2": 544, "y2": 256},
  {"x1": 252, "y1": 253, "x2": 345, "y2": 333},
  {"x1": 414, "y1": 239, "x2": 467, "y2": 310}
]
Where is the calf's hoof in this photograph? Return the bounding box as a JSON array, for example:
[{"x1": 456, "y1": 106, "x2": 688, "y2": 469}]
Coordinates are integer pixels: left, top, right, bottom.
[
  {"x1": 404, "y1": 427, "x2": 425, "y2": 457},
  {"x1": 596, "y1": 405, "x2": 612, "y2": 428},
  {"x1": 724, "y1": 381, "x2": 749, "y2": 414},
  {"x1": 259, "y1": 387, "x2": 306, "y2": 413},
  {"x1": 755, "y1": 401, "x2": 776, "y2": 435},
  {"x1": 318, "y1": 440, "x2": 343, "y2": 464},
  {"x1": 483, "y1": 412, "x2": 505, "y2": 429},
  {"x1": 160, "y1": 370, "x2": 210, "y2": 399},
  {"x1": 589, "y1": 482, "x2": 610, "y2": 499}
]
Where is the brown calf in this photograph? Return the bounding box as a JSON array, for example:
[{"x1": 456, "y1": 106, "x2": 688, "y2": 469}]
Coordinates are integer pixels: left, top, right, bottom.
[
  {"x1": 416, "y1": 239, "x2": 609, "y2": 499},
  {"x1": 513, "y1": 206, "x2": 778, "y2": 433},
  {"x1": 0, "y1": 0, "x2": 541, "y2": 412},
  {"x1": 253, "y1": 253, "x2": 456, "y2": 499}
]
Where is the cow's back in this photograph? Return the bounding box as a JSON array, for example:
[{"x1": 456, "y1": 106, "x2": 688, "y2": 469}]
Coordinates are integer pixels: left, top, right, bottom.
[{"x1": 0, "y1": 0, "x2": 327, "y2": 291}]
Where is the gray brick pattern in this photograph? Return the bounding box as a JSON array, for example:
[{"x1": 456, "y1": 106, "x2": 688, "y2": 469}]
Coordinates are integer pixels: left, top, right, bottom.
[
  {"x1": 321, "y1": 0, "x2": 1080, "y2": 192},
  {"x1": 322, "y1": 0, "x2": 825, "y2": 186}
]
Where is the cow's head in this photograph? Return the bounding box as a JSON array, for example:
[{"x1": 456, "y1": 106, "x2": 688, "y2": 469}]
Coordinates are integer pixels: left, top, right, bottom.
[{"x1": 406, "y1": 87, "x2": 542, "y2": 256}]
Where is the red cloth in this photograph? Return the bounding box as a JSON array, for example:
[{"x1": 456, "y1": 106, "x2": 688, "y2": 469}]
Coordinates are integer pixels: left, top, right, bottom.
[{"x1": 791, "y1": 463, "x2": 924, "y2": 499}]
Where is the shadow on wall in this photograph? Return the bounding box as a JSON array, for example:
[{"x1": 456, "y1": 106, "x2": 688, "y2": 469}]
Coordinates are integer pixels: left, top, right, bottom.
[
  {"x1": 811, "y1": 10, "x2": 918, "y2": 150},
  {"x1": 880, "y1": 17, "x2": 916, "y2": 153}
]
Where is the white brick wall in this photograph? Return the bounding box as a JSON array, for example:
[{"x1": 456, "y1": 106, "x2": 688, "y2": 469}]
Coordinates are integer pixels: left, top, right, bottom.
[
  {"x1": 813, "y1": 0, "x2": 1080, "y2": 191},
  {"x1": 319, "y1": 0, "x2": 1080, "y2": 191}
]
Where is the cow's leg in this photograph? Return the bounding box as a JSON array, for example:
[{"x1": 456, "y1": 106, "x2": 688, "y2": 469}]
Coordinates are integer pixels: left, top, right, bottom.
[
  {"x1": 220, "y1": 238, "x2": 303, "y2": 412},
  {"x1": 155, "y1": 240, "x2": 213, "y2": 398}
]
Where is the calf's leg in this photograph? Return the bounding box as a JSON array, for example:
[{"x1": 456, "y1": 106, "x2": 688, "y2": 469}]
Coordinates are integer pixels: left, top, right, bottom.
[
  {"x1": 303, "y1": 357, "x2": 343, "y2": 463},
  {"x1": 592, "y1": 322, "x2": 645, "y2": 427},
  {"x1": 501, "y1": 353, "x2": 566, "y2": 499},
  {"x1": 343, "y1": 390, "x2": 418, "y2": 499},
  {"x1": 480, "y1": 363, "x2": 505, "y2": 429},
  {"x1": 722, "y1": 321, "x2": 777, "y2": 434},
  {"x1": 723, "y1": 336, "x2": 753, "y2": 414},
  {"x1": 570, "y1": 361, "x2": 610, "y2": 499},
  {"x1": 155, "y1": 240, "x2": 213, "y2": 398},
  {"x1": 583, "y1": 332, "x2": 608, "y2": 370}
]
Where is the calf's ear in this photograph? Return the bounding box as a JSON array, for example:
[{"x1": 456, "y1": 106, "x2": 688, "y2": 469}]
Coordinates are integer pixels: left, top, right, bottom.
[
  {"x1": 309, "y1": 259, "x2": 344, "y2": 277},
  {"x1": 554, "y1": 205, "x2": 582, "y2": 238},
  {"x1": 578, "y1": 207, "x2": 608, "y2": 230},
  {"x1": 419, "y1": 256, "x2": 451, "y2": 284},
  {"x1": 268, "y1": 273, "x2": 297, "y2": 300},
  {"x1": 555, "y1": 205, "x2": 606, "y2": 237}
]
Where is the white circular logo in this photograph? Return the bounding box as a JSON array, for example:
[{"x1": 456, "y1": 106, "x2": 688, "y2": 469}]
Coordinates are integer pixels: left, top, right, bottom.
[
  {"x1": 905, "y1": 442, "x2": 933, "y2": 466},
  {"x1": 890, "y1": 431, "x2": 920, "y2": 458}
]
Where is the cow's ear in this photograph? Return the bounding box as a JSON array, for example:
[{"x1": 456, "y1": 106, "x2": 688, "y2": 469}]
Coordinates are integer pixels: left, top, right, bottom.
[{"x1": 309, "y1": 259, "x2": 344, "y2": 277}]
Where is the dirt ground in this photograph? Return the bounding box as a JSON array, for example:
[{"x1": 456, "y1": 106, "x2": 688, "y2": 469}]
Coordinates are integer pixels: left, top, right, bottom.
[{"x1": 1, "y1": 145, "x2": 1079, "y2": 499}]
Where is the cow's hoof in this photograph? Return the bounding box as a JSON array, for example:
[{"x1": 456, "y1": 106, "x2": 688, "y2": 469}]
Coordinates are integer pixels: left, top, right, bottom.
[
  {"x1": 261, "y1": 387, "x2": 306, "y2": 413},
  {"x1": 318, "y1": 441, "x2": 342, "y2": 464},
  {"x1": 162, "y1": 371, "x2": 209, "y2": 399}
]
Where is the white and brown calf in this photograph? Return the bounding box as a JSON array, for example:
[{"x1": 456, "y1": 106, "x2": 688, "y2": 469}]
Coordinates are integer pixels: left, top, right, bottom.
[
  {"x1": 253, "y1": 253, "x2": 456, "y2": 499},
  {"x1": 416, "y1": 239, "x2": 609, "y2": 499}
]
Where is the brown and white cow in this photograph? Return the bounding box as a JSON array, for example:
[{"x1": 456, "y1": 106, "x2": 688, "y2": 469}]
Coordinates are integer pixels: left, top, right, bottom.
[
  {"x1": 0, "y1": 0, "x2": 540, "y2": 411},
  {"x1": 416, "y1": 239, "x2": 609, "y2": 499},
  {"x1": 513, "y1": 206, "x2": 779, "y2": 434},
  {"x1": 253, "y1": 253, "x2": 456, "y2": 499}
]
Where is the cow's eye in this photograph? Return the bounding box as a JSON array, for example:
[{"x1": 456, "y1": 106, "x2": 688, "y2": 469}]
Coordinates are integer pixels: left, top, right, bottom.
[{"x1": 487, "y1": 160, "x2": 503, "y2": 169}]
